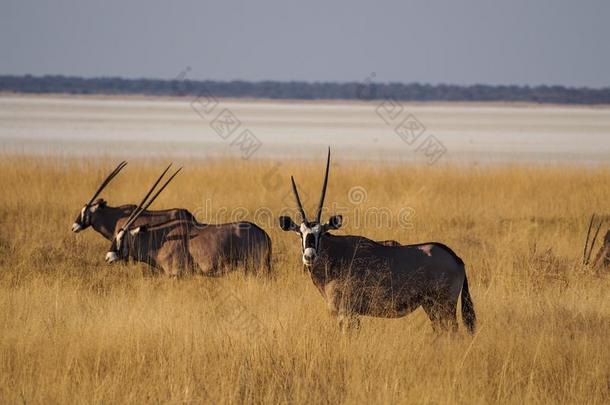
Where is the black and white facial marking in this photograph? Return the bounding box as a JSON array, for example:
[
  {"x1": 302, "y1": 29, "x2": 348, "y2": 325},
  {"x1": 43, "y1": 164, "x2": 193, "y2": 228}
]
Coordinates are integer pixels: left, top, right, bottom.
[
  {"x1": 279, "y1": 215, "x2": 342, "y2": 267},
  {"x1": 71, "y1": 205, "x2": 90, "y2": 232},
  {"x1": 72, "y1": 199, "x2": 106, "y2": 232},
  {"x1": 105, "y1": 229, "x2": 125, "y2": 263},
  {"x1": 105, "y1": 226, "x2": 141, "y2": 264},
  {"x1": 300, "y1": 222, "x2": 323, "y2": 266}
]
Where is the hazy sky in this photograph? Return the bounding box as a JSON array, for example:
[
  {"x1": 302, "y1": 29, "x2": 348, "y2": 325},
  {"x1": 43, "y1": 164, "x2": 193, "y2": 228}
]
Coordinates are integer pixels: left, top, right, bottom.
[{"x1": 1, "y1": 0, "x2": 609, "y2": 88}]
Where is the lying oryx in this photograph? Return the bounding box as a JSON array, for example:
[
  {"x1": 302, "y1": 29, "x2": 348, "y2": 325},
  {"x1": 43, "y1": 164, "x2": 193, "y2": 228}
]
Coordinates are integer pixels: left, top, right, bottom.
[
  {"x1": 105, "y1": 167, "x2": 273, "y2": 277},
  {"x1": 72, "y1": 161, "x2": 195, "y2": 240},
  {"x1": 279, "y1": 149, "x2": 476, "y2": 333}
]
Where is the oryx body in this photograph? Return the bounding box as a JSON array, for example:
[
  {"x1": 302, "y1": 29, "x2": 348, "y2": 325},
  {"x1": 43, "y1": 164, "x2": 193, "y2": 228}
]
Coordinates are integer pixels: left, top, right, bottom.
[
  {"x1": 295, "y1": 232, "x2": 473, "y2": 332},
  {"x1": 377, "y1": 239, "x2": 401, "y2": 247},
  {"x1": 107, "y1": 218, "x2": 273, "y2": 276},
  {"x1": 279, "y1": 149, "x2": 476, "y2": 333}
]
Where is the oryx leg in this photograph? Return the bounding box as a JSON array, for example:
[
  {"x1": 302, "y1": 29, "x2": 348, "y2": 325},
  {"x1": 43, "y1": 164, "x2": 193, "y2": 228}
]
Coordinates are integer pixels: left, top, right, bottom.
[
  {"x1": 423, "y1": 298, "x2": 458, "y2": 333},
  {"x1": 337, "y1": 312, "x2": 360, "y2": 334},
  {"x1": 161, "y1": 244, "x2": 196, "y2": 277},
  {"x1": 325, "y1": 281, "x2": 360, "y2": 334}
]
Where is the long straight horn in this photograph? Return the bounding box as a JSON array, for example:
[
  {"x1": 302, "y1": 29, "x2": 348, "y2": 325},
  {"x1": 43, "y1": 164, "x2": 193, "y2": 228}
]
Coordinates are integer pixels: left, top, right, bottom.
[
  {"x1": 583, "y1": 214, "x2": 595, "y2": 265},
  {"x1": 87, "y1": 161, "x2": 127, "y2": 206},
  {"x1": 123, "y1": 163, "x2": 173, "y2": 228},
  {"x1": 291, "y1": 176, "x2": 307, "y2": 222},
  {"x1": 315, "y1": 147, "x2": 331, "y2": 223},
  {"x1": 586, "y1": 218, "x2": 603, "y2": 265},
  {"x1": 123, "y1": 167, "x2": 183, "y2": 231}
]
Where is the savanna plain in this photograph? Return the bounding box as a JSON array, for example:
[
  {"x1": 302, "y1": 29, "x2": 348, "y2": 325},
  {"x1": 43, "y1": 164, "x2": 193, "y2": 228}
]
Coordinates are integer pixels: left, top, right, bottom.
[{"x1": 0, "y1": 156, "x2": 608, "y2": 404}]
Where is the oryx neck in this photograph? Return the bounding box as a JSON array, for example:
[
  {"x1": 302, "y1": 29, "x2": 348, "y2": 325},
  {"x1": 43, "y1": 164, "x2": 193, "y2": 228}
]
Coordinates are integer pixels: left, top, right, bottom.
[
  {"x1": 306, "y1": 233, "x2": 342, "y2": 281},
  {"x1": 91, "y1": 204, "x2": 130, "y2": 241}
]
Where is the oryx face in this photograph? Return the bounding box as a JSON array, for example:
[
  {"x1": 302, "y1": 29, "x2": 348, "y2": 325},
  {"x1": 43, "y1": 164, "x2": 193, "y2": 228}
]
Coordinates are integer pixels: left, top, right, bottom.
[
  {"x1": 279, "y1": 216, "x2": 342, "y2": 266},
  {"x1": 72, "y1": 199, "x2": 106, "y2": 232},
  {"x1": 105, "y1": 226, "x2": 144, "y2": 264},
  {"x1": 301, "y1": 222, "x2": 323, "y2": 265}
]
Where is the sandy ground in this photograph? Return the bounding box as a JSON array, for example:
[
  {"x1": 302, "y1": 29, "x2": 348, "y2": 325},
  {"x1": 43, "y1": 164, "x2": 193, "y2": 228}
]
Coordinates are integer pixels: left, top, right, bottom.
[{"x1": 1, "y1": 94, "x2": 609, "y2": 164}]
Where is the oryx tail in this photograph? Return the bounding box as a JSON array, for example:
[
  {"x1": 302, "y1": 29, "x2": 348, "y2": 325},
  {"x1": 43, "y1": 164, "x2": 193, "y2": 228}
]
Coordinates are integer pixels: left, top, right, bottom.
[{"x1": 461, "y1": 269, "x2": 476, "y2": 334}]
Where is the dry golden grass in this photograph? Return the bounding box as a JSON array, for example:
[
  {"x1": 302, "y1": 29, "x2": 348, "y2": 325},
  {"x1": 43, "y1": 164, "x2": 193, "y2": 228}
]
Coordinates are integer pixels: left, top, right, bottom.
[{"x1": 0, "y1": 155, "x2": 608, "y2": 404}]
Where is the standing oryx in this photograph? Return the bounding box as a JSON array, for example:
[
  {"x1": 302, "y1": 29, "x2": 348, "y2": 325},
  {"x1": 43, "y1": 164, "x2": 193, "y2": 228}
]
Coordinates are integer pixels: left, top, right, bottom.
[
  {"x1": 278, "y1": 149, "x2": 476, "y2": 333},
  {"x1": 105, "y1": 167, "x2": 273, "y2": 277},
  {"x1": 72, "y1": 161, "x2": 195, "y2": 240}
]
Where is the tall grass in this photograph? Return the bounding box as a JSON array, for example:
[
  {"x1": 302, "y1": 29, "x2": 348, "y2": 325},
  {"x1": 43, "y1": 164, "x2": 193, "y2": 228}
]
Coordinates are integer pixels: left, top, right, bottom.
[{"x1": 0, "y1": 156, "x2": 608, "y2": 404}]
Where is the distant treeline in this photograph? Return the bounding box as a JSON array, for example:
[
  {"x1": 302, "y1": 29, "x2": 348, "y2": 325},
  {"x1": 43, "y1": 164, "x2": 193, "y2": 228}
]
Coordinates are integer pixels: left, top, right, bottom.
[{"x1": 1, "y1": 74, "x2": 609, "y2": 104}]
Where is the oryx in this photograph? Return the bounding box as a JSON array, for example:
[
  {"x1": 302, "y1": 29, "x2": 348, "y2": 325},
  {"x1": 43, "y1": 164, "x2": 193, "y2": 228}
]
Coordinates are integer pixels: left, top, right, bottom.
[
  {"x1": 105, "y1": 167, "x2": 273, "y2": 277},
  {"x1": 72, "y1": 161, "x2": 195, "y2": 240},
  {"x1": 278, "y1": 149, "x2": 476, "y2": 333},
  {"x1": 583, "y1": 214, "x2": 609, "y2": 269}
]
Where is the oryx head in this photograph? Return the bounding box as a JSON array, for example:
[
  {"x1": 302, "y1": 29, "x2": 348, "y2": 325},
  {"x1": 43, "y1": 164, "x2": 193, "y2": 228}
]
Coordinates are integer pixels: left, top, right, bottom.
[
  {"x1": 105, "y1": 164, "x2": 182, "y2": 264},
  {"x1": 105, "y1": 225, "x2": 147, "y2": 263},
  {"x1": 279, "y1": 148, "x2": 342, "y2": 267},
  {"x1": 72, "y1": 161, "x2": 127, "y2": 232}
]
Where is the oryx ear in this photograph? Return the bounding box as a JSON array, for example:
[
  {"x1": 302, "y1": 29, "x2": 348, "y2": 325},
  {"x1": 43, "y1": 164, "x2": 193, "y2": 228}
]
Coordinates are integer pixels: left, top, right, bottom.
[
  {"x1": 129, "y1": 226, "x2": 145, "y2": 236},
  {"x1": 279, "y1": 216, "x2": 299, "y2": 232},
  {"x1": 324, "y1": 215, "x2": 343, "y2": 231},
  {"x1": 91, "y1": 199, "x2": 106, "y2": 212}
]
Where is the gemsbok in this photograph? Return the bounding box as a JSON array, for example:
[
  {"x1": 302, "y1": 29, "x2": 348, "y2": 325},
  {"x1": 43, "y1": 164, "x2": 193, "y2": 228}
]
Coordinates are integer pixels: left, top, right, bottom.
[
  {"x1": 278, "y1": 149, "x2": 476, "y2": 333},
  {"x1": 583, "y1": 214, "x2": 609, "y2": 269},
  {"x1": 105, "y1": 167, "x2": 273, "y2": 277},
  {"x1": 72, "y1": 161, "x2": 195, "y2": 240}
]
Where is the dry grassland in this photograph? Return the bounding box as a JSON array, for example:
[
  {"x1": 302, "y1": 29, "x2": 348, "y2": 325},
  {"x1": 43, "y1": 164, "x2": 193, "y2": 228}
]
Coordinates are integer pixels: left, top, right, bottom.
[{"x1": 0, "y1": 156, "x2": 608, "y2": 404}]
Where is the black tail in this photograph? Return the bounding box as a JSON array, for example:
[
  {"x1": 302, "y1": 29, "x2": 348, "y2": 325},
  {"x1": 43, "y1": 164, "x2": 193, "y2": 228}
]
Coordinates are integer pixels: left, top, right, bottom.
[{"x1": 461, "y1": 271, "x2": 476, "y2": 334}]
